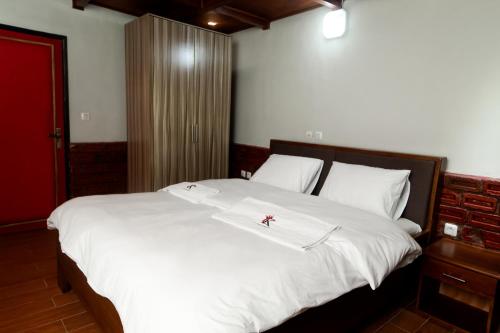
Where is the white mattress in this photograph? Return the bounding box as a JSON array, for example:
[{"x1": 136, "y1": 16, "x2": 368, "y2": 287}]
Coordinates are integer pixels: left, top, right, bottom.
[{"x1": 48, "y1": 179, "x2": 421, "y2": 333}]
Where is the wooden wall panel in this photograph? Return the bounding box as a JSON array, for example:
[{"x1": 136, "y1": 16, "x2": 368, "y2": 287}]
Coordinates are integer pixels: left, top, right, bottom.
[
  {"x1": 229, "y1": 142, "x2": 269, "y2": 178},
  {"x1": 69, "y1": 142, "x2": 127, "y2": 198}
]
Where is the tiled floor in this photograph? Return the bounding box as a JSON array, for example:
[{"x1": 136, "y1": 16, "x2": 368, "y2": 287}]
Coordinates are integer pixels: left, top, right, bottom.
[
  {"x1": 0, "y1": 229, "x2": 469, "y2": 333},
  {"x1": 361, "y1": 305, "x2": 469, "y2": 333},
  {"x1": 0, "y1": 230, "x2": 101, "y2": 332}
]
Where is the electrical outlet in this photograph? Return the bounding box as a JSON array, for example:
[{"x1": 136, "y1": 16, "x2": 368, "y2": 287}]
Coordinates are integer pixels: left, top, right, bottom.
[
  {"x1": 314, "y1": 131, "x2": 323, "y2": 140},
  {"x1": 306, "y1": 131, "x2": 313, "y2": 139},
  {"x1": 245, "y1": 171, "x2": 252, "y2": 179},
  {"x1": 80, "y1": 112, "x2": 90, "y2": 121},
  {"x1": 443, "y1": 223, "x2": 458, "y2": 237},
  {"x1": 240, "y1": 170, "x2": 246, "y2": 178}
]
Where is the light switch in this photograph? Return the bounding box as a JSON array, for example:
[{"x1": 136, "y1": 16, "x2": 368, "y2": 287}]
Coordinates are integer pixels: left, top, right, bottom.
[
  {"x1": 80, "y1": 112, "x2": 90, "y2": 121},
  {"x1": 240, "y1": 170, "x2": 246, "y2": 178},
  {"x1": 245, "y1": 171, "x2": 252, "y2": 179},
  {"x1": 314, "y1": 131, "x2": 323, "y2": 140},
  {"x1": 306, "y1": 131, "x2": 313, "y2": 139}
]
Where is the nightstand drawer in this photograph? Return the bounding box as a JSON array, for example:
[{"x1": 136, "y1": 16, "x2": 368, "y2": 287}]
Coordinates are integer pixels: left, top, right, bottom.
[{"x1": 422, "y1": 258, "x2": 497, "y2": 297}]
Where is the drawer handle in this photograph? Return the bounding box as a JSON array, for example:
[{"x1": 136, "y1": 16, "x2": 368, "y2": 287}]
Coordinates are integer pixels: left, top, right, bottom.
[{"x1": 442, "y1": 273, "x2": 466, "y2": 284}]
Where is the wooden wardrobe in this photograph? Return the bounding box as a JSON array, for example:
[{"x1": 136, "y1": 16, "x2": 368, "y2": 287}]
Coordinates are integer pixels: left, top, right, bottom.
[{"x1": 125, "y1": 14, "x2": 232, "y2": 193}]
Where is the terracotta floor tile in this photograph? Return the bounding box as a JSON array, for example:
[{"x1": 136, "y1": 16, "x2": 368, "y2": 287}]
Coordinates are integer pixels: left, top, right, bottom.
[
  {"x1": 0, "y1": 298, "x2": 54, "y2": 319},
  {"x1": 35, "y1": 259, "x2": 57, "y2": 276},
  {"x1": 360, "y1": 309, "x2": 402, "y2": 333},
  {"x1": 24, "y1": 320, "x2": 66, "y2": 333},
  {"x1": 0, "y1": 287, "x2": 61, "y2": 311},
  {"x1": 0, "y1": 262, "x2": 41, "y2": 286},
  {"x1": 0, "y1": 301, "x2": 86, "y2": 332},
  {"x1": 0, "y1": 230, "x2": 99, "y2": 333},
  {"x1": 377, "y1": 323, "x2": 409, "y2": 333},
  {"x1": 0, "y1": 279, "x2": 46, "y2": 300},
  {"x1": 415, "y1": 321, "x2": 454, "y2": 333},
  {"x1": 391, "y1": 309, "x2": 428, "y2": 332},
  {"x1": 44, "y1": 276, "x2": 58, "y2": 289},
  {"x1": 63, "y1": 312, "x2": 97, "y2": 331},
  {"x1": 0, "y1": 245, "x2": 55, "y2": 266},
  {"x1": 428, "y1": 317, "x2": 470, "y2": 332},
  {"x1": 71, "y1": 323, "x2": 104, "y2": 333},
  {"x1": 0, "y1": 248, "x2": 32, "y2": 264},
  {"x1": 52, "y1": 291, "x2": 79, "y2": 306}
]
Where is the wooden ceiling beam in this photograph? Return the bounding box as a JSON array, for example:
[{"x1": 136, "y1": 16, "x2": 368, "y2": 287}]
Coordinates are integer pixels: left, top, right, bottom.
[
  {"x1": 73, "y1": 0, "x2": 91, "y2": 10},
  {"x1": 200, "y1": 0, "x2": 233, "y2": 12},
  {"x1": 313, "y1": 0, "x2": 342, "y2": 9},
  {"x1": 215, "y1": 6, "x2": 270, "y2": 30}
]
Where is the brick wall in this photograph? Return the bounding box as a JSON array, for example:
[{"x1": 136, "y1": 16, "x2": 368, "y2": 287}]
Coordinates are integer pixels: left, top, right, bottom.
[{"x1": 438, "y1": 173, "x2": 500, "y2": 251}]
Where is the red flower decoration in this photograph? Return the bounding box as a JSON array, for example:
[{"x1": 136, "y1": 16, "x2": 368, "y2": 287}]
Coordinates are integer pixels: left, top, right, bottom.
[{"x1": 261, "y1": 215, "x2": 275, "y2": 227}]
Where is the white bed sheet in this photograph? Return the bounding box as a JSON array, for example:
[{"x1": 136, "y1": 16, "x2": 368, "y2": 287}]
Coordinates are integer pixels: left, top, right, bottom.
[{"x1": 48, "y1": 179, "x2": 421, "y2": 333}]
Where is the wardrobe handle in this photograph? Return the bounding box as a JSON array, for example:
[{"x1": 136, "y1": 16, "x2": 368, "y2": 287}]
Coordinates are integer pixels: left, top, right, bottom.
[
  {"x1": 195, "y1": 124, "x2": 199, "y2": 143},
  {"x1": 191, "y1": 124, "x2": 195, "y2": 143}
]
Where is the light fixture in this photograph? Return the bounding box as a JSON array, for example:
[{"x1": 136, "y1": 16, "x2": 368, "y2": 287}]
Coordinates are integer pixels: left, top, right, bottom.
[
  {"x1": 207, "y1": 21, "x2": 218, "y2": 27},
  {"x1": 323, "y1": 8, "x2": 347, "y2": 39}
]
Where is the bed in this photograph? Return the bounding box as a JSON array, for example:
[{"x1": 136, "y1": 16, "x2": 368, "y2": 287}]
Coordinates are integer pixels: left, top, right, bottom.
[{"x1": 52, "y1": 140, "x2": 444, "y2": 333}]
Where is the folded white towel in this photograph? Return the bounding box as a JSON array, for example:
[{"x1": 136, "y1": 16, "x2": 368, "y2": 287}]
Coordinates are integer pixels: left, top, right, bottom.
[
  {"x1": 161, "y1": 182, "x2": 220, "y2": 204},
  {"x1": 212, "y1": 197, "x2": 339, "y2": 251}
]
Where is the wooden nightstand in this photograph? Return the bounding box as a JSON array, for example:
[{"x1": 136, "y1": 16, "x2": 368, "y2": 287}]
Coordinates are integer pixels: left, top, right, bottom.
[{"x1": 417, "y1": 238, "x2": 500, "y2": 333}]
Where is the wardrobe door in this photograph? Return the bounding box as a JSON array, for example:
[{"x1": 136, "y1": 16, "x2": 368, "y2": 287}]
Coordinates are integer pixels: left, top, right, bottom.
[
  {"x1": 193, "y1": 29, "x2": 232, "y2": 180},
  {"x1": 125, "y1": 16, "x2": 154, "y2": 193},
  {"x1": 151, "y1": 17, "x2": 197, "y2": 189}
]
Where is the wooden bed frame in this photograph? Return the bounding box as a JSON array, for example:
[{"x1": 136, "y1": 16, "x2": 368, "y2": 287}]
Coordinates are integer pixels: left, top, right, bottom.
[{"x1": 57, "y1": 140, "x2": 445, "y2": 333}]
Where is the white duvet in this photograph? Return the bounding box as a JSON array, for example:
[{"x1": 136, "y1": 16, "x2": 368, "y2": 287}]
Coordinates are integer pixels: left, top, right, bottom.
[{"x1": 48, "y1": 179, "x2": 421, "y2": 333}]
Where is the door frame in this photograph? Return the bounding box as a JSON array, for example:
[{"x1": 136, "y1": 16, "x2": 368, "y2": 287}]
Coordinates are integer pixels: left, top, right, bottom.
[{"x1": 0, "y1": 23, "x2": 71, "y2": 216}]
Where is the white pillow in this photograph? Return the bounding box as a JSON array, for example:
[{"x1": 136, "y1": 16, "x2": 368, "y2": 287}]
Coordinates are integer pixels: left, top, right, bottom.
[
  {"x1": 319, "y1": 162, "x2": 410, "y2": 220},
  {"x1": 392, "y1": 180, "x2": 411, "y2": 220},
  {"x1": 396, "y1": 218, "x2": 422, "y2": 236},
  {"x1": 250, "y1": 154, "x2": 324, "y2": 194}
]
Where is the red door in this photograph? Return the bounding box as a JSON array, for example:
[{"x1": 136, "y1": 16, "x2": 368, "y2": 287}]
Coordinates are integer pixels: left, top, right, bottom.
[{"x1": 0, "y1": 25, "x2": 67, "y2": 233}]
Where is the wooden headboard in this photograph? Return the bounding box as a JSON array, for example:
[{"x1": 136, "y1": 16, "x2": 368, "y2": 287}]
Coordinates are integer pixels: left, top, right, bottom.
[{"x1": 268, "y1": 140, "x2": 445, "y2": 238}]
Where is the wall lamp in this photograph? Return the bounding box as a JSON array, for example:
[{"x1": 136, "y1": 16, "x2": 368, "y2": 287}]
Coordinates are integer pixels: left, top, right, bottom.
[{"x1": 321, "y1": 0, "x2": 347, "y2": 39}]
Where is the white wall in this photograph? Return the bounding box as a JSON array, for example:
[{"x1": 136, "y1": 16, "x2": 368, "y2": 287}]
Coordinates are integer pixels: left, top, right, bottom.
[
  {"x1": 0, "y1": 0, "x2": 134, "y2": 142},
  {"x1": 232, "y1": 0, "x2": 500, "y2": 178}
]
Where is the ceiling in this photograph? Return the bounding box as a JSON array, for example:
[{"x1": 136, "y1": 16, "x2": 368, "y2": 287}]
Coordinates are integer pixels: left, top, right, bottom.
[{"x1": 72, "y1": 0, "x2": 341, "y2": 34}]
